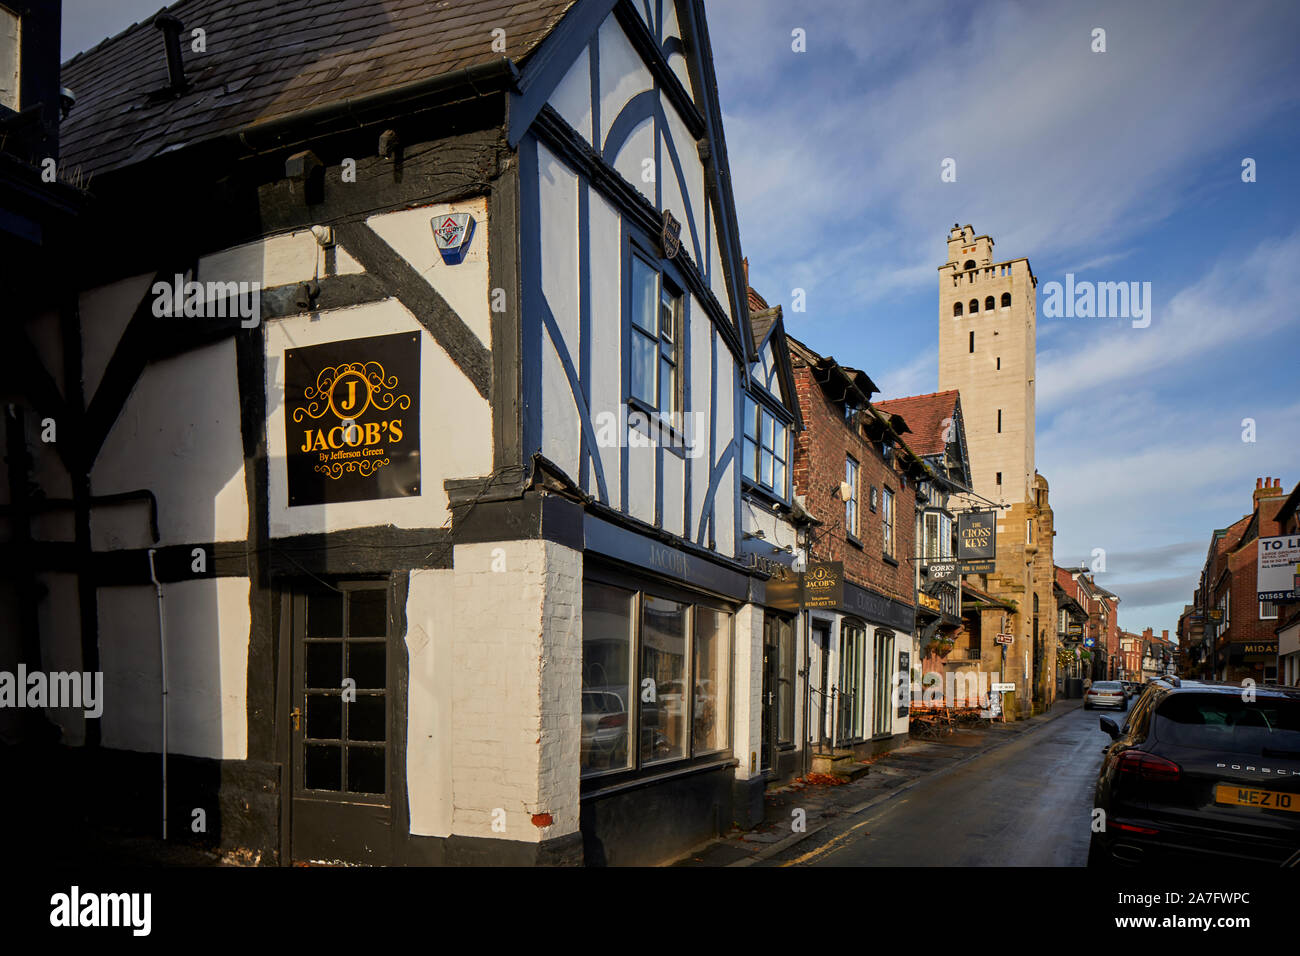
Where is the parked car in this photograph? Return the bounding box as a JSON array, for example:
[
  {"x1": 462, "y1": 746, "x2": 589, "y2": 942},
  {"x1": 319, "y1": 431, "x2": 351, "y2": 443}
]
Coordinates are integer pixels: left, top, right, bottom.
[
  {"x1": 1085, "y1": 681, "x2": 1128, "y2": 711},
  {"x1": 1122, "y1": 680, "x2": 1141, "y2": 699},
  {"x1": 1089, "y1": 678, "x2": 1300, "y2": 866}
]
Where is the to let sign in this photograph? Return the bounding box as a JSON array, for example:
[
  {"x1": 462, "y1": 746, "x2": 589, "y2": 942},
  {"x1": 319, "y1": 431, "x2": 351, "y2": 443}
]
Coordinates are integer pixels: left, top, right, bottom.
[
  {"x1": 285, "y1": 332, "x2": 421, "y2": 506},
  {"x1": 1257, "y1": 535, "x2": 1300, "y2": 601}
]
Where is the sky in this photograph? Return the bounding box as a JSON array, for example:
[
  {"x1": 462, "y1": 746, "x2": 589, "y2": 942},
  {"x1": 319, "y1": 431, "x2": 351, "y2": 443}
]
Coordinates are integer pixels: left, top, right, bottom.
[{"x1": 61, "y1": 1, "x2": 1300, "y2": 636}]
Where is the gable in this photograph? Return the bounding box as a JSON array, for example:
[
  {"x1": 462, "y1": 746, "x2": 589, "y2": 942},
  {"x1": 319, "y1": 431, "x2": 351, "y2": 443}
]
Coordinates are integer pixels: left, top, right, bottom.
[{"x1": 521, "y1": 0, "x2": 747, "y2": 347}]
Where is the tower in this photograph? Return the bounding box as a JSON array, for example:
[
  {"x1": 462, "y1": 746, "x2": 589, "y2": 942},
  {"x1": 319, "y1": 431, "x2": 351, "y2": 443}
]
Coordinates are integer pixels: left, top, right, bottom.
[{"x1": 937, "y1": 224, "x2": 1037, "y2": 505}]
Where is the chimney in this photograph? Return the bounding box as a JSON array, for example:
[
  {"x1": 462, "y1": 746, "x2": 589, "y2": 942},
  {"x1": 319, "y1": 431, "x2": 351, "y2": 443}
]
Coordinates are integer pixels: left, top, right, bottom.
[
  {"x1": 1255, "y1": 476, "x2": 1286, "y2": 508},
  {"x1": 153, "y1": 13, "x2": 189, "y2": 95},
  {"x1": 1162, "y1": 629, "x2": 1168, "y2": 642}
]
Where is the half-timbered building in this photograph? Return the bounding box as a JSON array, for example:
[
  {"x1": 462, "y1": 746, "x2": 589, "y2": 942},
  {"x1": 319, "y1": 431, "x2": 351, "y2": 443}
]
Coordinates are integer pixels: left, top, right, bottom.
[{"x1": 3, "y1": 0, "x2": 798, "y2": 866}]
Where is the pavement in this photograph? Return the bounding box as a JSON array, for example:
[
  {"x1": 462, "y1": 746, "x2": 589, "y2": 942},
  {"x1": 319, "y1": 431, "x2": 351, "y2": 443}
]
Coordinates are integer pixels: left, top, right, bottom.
[{"x1": 671, "y1": 696, "x2": 1087, "y2": 866}]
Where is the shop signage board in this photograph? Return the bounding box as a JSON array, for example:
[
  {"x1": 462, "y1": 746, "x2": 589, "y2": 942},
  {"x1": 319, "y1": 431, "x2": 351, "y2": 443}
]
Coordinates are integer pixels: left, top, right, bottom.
[
  {"x1": 285, "y1": 332, "x2": 421, "y2": 506},
  {"x1": 1257, "y1": 535, "x2": 1300, "y2": 601},
  {"x1": 803, "y1": 562, "x2": 844, "y2": 609},
  {"x1": 957, "y1": 511, "x2": 996, "y2": 573},
  {"x1": 927, "y1": 561, "x2": 959, "y2": 583}
]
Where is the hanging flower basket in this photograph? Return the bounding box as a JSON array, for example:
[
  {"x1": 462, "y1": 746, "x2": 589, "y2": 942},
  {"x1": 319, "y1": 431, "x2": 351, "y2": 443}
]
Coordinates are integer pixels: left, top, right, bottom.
[{"x1": 926, "y1": 637, "x2": 956, "y2": 657}]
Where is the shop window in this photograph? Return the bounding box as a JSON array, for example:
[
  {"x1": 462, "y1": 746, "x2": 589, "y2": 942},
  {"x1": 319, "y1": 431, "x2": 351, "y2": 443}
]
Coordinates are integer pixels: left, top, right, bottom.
[
  {"x1": 743, "y1": 396, "x2": 789, "y2": 498},
  {"x1": 581, "y1": 582, "x2": 635, "y2": 775},
  {"x1": 581, "y1": 581, "x2": 732, "y2": 779},
  {"x1": 629, "y1": 254, "x2": 682, "y2": 415},
  {"x1": 776, "y1": 617, "x2": 796, "y2": 746}
]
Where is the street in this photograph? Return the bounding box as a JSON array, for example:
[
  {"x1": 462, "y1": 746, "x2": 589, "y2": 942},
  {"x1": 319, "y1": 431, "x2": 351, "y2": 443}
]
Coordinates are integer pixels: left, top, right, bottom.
[{"x1": 770, "y1": 705, "x2": 1108, "y2": 866}]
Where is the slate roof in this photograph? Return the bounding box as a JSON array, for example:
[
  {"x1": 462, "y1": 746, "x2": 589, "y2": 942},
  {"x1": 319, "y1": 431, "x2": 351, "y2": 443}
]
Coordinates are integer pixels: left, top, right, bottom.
[
  {"x1": 872, "y1": 390, "x2": 959, "y2": 457},
  {"x1": 59, "y1": 0, "x2": 577, "y2": 176}
]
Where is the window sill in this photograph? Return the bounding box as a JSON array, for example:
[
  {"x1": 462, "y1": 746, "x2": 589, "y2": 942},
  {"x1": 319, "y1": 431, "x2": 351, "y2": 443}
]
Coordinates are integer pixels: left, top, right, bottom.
[
  {"x1": 882, "y1": 554, "x2": 899, "y2": 567},
  {"x1": 626, "y1": 397, "x2": 691, "y2": 460},
  {"x1": 846, "y1": 533, "x2": 864, "y2": 550},
  {"x1": 580, "y1": 754, "x2": 739, "y2": 800}
]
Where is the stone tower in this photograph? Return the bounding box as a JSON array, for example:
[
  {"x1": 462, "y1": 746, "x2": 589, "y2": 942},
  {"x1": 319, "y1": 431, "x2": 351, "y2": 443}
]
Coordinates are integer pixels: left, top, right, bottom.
[{"x1": 937, "y1": 224, "x2": 1037, "y2": 505}]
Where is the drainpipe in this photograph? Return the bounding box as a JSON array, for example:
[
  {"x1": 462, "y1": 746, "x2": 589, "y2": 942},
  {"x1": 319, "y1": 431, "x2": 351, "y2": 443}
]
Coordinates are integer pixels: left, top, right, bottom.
[{"x1": 147, "y1": 549, "x2": 168, "y2": 840}]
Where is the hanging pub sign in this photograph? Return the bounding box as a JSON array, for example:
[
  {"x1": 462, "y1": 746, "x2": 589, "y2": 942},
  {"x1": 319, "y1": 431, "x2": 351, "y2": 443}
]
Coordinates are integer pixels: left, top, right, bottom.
[
  {"x1": 927, "y1": 560, "x2": 959, "y2": 583},
  {"x1": 285, "y1": 332, "x2": 421, "y2": 507},
  {"x1": 957, "y1": 511, "x2": 996, "y2": 572},
  {"x1": 803, "y1": 561, "x2": 843, "y2": 609}
]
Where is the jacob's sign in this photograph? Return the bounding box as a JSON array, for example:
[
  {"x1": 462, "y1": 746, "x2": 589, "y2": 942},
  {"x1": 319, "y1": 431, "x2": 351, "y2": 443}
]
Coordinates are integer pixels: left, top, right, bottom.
[{"x1": 285, "y1": 332, "x2": 421, "y2": 506}]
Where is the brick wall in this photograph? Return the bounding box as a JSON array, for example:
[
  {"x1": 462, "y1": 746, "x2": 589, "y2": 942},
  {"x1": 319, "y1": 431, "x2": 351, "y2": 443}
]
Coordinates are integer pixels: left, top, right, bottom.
[{"x1": 790, "y1": 361, "x2": 916, "y2": 606}]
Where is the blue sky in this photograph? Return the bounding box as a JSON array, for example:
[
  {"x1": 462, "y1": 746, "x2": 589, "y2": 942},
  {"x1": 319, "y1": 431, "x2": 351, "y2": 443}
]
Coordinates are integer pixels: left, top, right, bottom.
[{"x1": 63, "y1": 1, "x2": 1300, "y2": 635}]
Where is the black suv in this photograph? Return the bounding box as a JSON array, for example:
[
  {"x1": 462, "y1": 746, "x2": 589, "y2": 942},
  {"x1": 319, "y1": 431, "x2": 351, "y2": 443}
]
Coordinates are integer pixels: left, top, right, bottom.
[{"x1": 1089, "y1": 677, "x2": 1300, "y2": 866}]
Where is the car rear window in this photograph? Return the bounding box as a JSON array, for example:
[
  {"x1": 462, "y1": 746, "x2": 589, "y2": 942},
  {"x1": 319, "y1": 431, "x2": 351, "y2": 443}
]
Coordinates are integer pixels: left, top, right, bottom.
[
  {"x1": 1093, "y1": 682, "x2": 1122, "y2": 690},
  {"x1": 1154, "y1": 694, "x2": 1300, "y2": 757}
]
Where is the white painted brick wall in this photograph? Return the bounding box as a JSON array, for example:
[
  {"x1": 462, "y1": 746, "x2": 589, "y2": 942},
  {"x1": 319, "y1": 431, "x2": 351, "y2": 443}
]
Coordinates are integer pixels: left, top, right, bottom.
[
  {"x1": 733, "y1": 603, "x2": 764, "y2": 780},
  {"x1": 447, "y1": 538, "x2": 582, "y2": 843}
]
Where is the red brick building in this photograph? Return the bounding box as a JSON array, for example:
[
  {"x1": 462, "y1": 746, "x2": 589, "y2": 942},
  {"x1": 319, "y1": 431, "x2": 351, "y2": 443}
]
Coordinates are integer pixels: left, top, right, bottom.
[
  {"x1": 1197, "y1": 477, "x2": 1289, "y2": 682},
  {"x1": 787, "y1": 336, "x2": 919, "y2": 753}
]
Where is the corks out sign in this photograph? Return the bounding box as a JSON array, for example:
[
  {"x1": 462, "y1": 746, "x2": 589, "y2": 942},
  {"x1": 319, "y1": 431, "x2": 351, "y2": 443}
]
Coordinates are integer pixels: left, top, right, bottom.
[{"x1": 285, "y1": 332, "x2": 421, "y2": 507}]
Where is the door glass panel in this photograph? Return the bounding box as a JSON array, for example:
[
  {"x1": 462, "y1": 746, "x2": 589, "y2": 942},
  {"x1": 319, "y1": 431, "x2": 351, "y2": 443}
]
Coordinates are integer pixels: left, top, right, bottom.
[
  {"x1": 347, "y1": 746, "x2": 385, "y2": 794},
  {"x1": 348, "y1": 641, "x2": 385, "y2": 689},
  {"x1": 349, "y1": 695, "x2": 387, "y2": 743},
  {"x1": 305, "y1": 744, "x2": 342, "y2": 791},
  {"x1": 307, "y1": 693, "x2": 342, "y2": 740},
  {"x1": 308, "y1": 592, "x2": 343, "y2": 637},
  {"x1": 306, "y1": 641, "x2": 342, "y2": 688},
  {"x1": 348, "y1": 589, "x2": 387, "y2": 636}
]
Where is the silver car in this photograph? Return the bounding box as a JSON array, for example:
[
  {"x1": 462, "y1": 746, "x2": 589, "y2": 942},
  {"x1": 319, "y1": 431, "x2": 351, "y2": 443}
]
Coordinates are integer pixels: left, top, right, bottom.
[{"x1": 1084, "y1": 680, "x2": 1128, "y2": 711}]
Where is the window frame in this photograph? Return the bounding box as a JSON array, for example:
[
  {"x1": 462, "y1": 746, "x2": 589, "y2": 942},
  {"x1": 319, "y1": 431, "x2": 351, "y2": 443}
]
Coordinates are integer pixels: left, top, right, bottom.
[
  {"x1": 845, "y1": 455, "x2": 859, "y2": 538},
  {"x1": 882, "y1": 486, "x2": 895, "y2": 559},
  {"x1": 580, "y1": 577, "x2": 735, "y2": 782},
  {"x1": 743, "y1": 392, "x2": 791, "y2": 500},
  {"x1": 0, "y1": 5, "x2": 19, "y2": 114}
]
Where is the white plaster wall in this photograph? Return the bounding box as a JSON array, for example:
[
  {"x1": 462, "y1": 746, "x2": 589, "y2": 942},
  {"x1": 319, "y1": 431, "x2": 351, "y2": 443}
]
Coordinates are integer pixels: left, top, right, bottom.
[
  {"x1": 79, "y1": 274, "x2": 156, "y2": 403},
  {"x1": 689, "y1": 296, "x2": 711, "y2": 538},
  {"x1": 404, "y1": 568, "x2": 454, "y2": 838},
  {"x1": 265, "y1": 299, "x2": 491, "y2": 535},
  {"x1": 549, "y1": 44, "x2": 592, "y2": 145},
  {"x1": 662, "y1": 452, "x2": 684, "y2": 537},
  {"x1": 97, "y1": 577, "x2": 250, "y2": 760},
  {"x1": 365, "y1": 199, "x2": 489, "y2": 347},
  {"x1": 733, "y1": 602, "x2": 762, "y2": 780},
  {"x1": 661, "y1": 93, "x2": 705, "y2": 264},
  {"x1": 91, "y1": 339, "x2": 248, "y2": 550},
  {"x1": 709, "y1": 214, "x2": 728, "y2": 306},
  {"x1": 449, "y1": 540, "x2": 581, "y2": 842},
  {"x1": 613, "y1": 117, "x2": 655, "y2": 207},
  {"x1": 658, "y1": 129, "x2": 691, "y2": 261},
  {"x1": 199, "y1": 227, "x2": 363, "y2": 290},
  {"x1": 598, "y1": 13, "x2": 654, "y2": 151},
  {"x1": 36, "y1": 573, "x2": 84, "y2": 745},
  {"x1": 587, "y1": 190, "x2": 622, "y2": 506},
  {"x1": 627, "y1": 438, "x2": 655, "y2": 524},
  {"x1": 712, "y1": 345, "x2": 736, "y2": 555},
  {"x1": 28, "y1": 404, "x2": 74, "y2": 541},
  {"x1": 538, "y1": 145, "x2": 582, "y2": 480}
]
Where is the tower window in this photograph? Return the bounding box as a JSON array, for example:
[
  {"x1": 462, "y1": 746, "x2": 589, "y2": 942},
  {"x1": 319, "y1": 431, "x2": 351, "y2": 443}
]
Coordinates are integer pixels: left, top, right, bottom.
[
  {"x1": 997, "y1": 409, "x2": 1002, "y2": 433},
  {"x1": 953, "y1": 301, "x2": 963, "y2": 317},
  {"x1": 963, "y1": 259, "x2": 975, "y2": 271},
  {"x1": 996, "y1": 356, "x2": 1001, "y2": 370},
  {"x1": 1001, "y1": 292, "x2": 1011, "y2": 308},
  {"x1": 969, "y1": 331, "x2": 975, "y2": 353},
  {"x1": 996, "y1": 472, "x2": 1002, "y2": 486},
  {"x1": 984, "y1": 296, "x2": 995, "y2": 311},
  {"x1": 969, "y1": 299, "x2": 979, "y2": 314}
]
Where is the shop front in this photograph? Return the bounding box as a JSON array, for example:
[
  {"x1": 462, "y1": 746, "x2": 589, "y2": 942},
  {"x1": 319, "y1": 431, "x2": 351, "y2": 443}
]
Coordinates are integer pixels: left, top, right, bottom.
[{"x1": 578, "y1": 512, "x2": 757, "y2": 867}]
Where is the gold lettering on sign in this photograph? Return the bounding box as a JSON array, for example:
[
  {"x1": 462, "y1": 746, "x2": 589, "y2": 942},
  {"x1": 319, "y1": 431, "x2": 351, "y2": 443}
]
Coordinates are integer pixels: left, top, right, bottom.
[{"x1": 291, "y1": 361, "x2": 410, "y2": 481}]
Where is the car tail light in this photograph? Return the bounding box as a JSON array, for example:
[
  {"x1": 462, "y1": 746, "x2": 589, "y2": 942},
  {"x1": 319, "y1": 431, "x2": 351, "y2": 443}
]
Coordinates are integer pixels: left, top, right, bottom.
[
  {"x1": 1116, "y1": 751, "x2": 1180, "y2": 782},
  {"x1": 597, "y1": 714, "x2": 626, "y2": 729},
  {"x1": 1113, "y1": 822, "x2": 1159, "y2": 834}
]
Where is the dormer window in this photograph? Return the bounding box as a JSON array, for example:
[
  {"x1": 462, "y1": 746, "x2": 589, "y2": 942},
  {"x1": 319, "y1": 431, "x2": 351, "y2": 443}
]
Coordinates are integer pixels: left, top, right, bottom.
[{"x1": 0, "y1": 6, "x2": 19, "y2": 112}]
